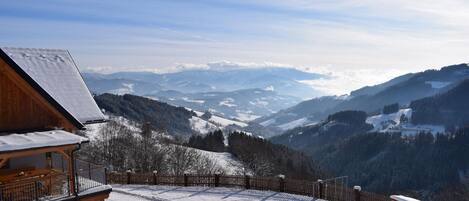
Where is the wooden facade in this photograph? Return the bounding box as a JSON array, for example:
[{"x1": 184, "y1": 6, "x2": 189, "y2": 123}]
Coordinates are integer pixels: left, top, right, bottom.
[
  {"x1": 0, "y1": 48, "x2": 110, "y2": 201},
  {"x1": 0, "y1": 57, "x2": 76, "y2": 133}
]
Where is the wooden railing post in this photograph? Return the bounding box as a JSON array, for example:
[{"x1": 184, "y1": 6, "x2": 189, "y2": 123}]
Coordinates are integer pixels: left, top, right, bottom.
[
  {"x1": 126, "y1": 170, "x2": 132, "y2": 184},
  {"x1": 354, "y1": 186, "x2": 362, "y2": 201},
  {"x1": 318, "y1": 179, "x2": 324, "y2": 199},
  {"x1": 34, "y1": 181, "x2": 39, "y2": 200},
  {"x1": 184, "y1": 174, "x2": 188, "y2": 187},
  {"x1": 278, "y1": 174, "x2": 285, "y2": 192},
  {"x1": 214, "y1": 174, "x2": 220, "y2": 187},
  {"x1": 244, "y1": 175, "x2": 250, "y2": 189},
  {"x1": 104, "y1": 168, "x2": 108, "y2": 185},
  {"x1": 153, "y1": 170, "x2": 158, "y2": 185}
]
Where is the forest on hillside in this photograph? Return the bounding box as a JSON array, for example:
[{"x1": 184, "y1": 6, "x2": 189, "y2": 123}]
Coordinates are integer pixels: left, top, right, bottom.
[
  {"x1": 315, "y1": 128, "x2": 469, "y2": 200},
  {"x1": 94, "y1": 93, "x2": 196, "y2": 136},
  {"x1": 79, "y1": 119, "x2": 323, "y2": 181}
]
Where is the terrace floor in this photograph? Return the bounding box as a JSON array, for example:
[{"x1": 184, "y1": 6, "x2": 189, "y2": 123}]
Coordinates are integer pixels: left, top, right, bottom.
[{"x1": 108, "y1": 184, "x2": 323, "y2": 201}]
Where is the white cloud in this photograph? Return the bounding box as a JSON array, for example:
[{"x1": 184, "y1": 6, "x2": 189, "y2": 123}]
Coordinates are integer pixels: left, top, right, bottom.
[
  {"x1": 2, "y1": 0, "x2": 469, "y2": 95},
  {"x1": 298, "y1": 68, "x2": 409, "y2": 95}
]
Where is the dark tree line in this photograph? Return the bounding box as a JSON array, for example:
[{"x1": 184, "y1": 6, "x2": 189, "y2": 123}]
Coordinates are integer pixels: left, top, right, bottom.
[
  {"x1": 315, "y1": 127, "x2": 469, "y2": 200},
  {"x1": 94, "y1": 93, "x2": 196, "y2": 136},
  {"x1": 185, "y1": 130, "x2": 225, "y2": 152},
  {"x1": 185, "y1": 130, "x2": 325, "y2": 180},
  {"x1": 411, "y1": 79, "x2": 469, "y2": 128},
  {"x1": 228, "y1": 131, "x2": 324, "y2": 180},
  {"x1": 327, "y1": 110, "x2": 368, "y2": 125},
  {"x1": 383, "y1": 103, "x2": 399, "y2": 114}
]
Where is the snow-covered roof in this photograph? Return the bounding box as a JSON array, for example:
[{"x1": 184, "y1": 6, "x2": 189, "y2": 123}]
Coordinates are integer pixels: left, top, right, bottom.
[
  {"x1": 390, "y1": 195, "x2": 420, "y2": 201},
  {"x1": 0, "y1": 130, "x2": 88, "y2": 153},
  {"x1": 0, "y1": 47, "x2": 105, "y2": 127}
]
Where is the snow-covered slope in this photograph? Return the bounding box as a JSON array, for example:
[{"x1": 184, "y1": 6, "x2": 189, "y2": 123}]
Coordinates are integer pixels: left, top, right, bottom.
[
  {"x1": 366, "y1": 109, "x2": 445, "y2": 135},
  {"x1": 83, "y1": 116, "x2": 245, "y2": 175},
  {"x1": 189, "y1": 116, "x2": 220, "y2": 134},
  {"x1": 190, "y1": 148, "x2": 245, "y2": 175},
  {"x1": 188, "y1": 108, "x2": 248, "y2": 134}
]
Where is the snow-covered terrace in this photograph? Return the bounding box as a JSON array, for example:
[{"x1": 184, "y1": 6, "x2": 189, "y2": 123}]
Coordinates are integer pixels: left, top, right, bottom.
[{"x1": 109, "y1": 184, "x2": 322, "y2": 201}]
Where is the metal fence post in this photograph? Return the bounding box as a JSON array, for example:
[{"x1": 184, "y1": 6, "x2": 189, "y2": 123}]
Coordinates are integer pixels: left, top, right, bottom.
[
  {"x1": 318, "y1": 179, "x2": 324, "y2": 199},
  {"x1": 214, "y1": 174, "x2": 220, "y2": 187},
  {"x1": 245, "y1": 175, "x2": 250, "y2": 189},
  {"x1": 184, "y1": 174, "x2": 189, "y2": 187},
  {"x1": 354, "y1": 186, "x2": 362, "y2": 201},
  {"x1": 75, "y1": 172, "x2": 80, "y2": 193}
]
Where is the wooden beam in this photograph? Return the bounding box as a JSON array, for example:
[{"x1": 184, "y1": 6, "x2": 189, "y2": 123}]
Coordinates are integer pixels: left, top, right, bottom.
[
  {"x1": 57, "y1": 150, "x2": 71, "y2": 160},
  {"x1": 68, "y1": 149, "x2": 76, "y2": 194},
  {"x1": 0, "y1": 158, "x2": 8, "y2": 168}
]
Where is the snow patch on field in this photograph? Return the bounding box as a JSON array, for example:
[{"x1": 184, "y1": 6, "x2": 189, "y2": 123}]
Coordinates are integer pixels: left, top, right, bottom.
[
  {"x1": 188, "y1": 108, "x2": 248, "y2": 134},
  {"x1": 191, "y1": 149, "x2": 244, "y2": 175},
  {"x1": 209, "y1": 115, "x2": 248, "y2": 127},
  {"x1": 109, "y1": 185, "x2": 317, "y2": 201},
  {"x1": 264, "y1": 85, "x2": 275, "y2": 91},
  {"x1": 278, "y1": 118, "x2": 309, "y2": 131},
  {"x1": 84, "y1": 116, "x2": 140, "y2": 140},
  {"x1": 219, "y1": 98, "x2": 237, "y2": 107},
  {"x1": 235, "y1": 112, "x2": 261, "y2": 122},
  {"x1": 182, "y1": 97, "x2": 205, "y2": 104},
  {"x1": 249, "y1": 99, "x2": 269, "y2": 106},
  {"x1": 260, "y1": 118, "x2": 276, "y2": 126},
  {"x1": 109, "y1": 83, "x2": 134, "y2": 95},
  {"x1": 189, "y1": 116, "x2": 219, "y2": 134},
  {"x1": 366, "y1": 109, "x2": 446, "y2": 135},
  {"x1": 425, "y1": 81, "x2": 451, "y2": 89}
]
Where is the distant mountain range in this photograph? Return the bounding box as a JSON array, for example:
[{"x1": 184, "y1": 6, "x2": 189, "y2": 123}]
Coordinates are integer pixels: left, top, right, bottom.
[
  {"x1": 83, "y1": 67, "x2": 326, "y2": 99},
  {"x1": 259, "y1": 64, "x2": 469, "y2": 132},
  {"x1": 83, "y1": 67, "x2": 327, "y2": 121},
  {"x1": 271, "y1": 78, "x2": 469, "y2": 196}
]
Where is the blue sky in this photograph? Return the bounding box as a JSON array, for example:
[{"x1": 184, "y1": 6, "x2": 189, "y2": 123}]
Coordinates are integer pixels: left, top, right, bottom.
[{"x1": 1, "y1": 0, "x2": 469, "y2": 94}]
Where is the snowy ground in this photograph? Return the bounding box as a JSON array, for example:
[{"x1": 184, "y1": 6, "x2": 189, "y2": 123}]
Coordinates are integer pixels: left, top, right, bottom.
[
  {"x1": 366, "y1": 108, "x2": 446, "y2": 135},
  {"x1": 108, "y1": 185, "x2": 320, "y2": 201}
]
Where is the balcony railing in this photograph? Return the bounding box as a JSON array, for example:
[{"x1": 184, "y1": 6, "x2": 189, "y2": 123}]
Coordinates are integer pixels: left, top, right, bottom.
[
  {"x1": 0, "y1": 172, "x2": 70, "y2": 201},
  {"x1": 0, "y1": 160, "x2": 108, "y2": 201},
  {"x1": 75, "y1": 159, "x2": 107, "y2": 194}
]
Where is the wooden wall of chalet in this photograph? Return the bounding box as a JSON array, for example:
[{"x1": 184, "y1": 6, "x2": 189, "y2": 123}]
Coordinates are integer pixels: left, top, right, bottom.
[{"x1": 0, "y1": 57, "x2": 75, "y2": 132}]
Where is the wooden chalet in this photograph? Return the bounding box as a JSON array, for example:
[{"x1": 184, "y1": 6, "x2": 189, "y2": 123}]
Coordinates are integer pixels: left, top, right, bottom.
[{"x1": 0, "y1": 47, "x2": 111, "y2": 201}]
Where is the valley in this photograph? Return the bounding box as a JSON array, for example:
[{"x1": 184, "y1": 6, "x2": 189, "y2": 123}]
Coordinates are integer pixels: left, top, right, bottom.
[{"x1": 83, "y1": 63, "x2": 469, "y2": 200}]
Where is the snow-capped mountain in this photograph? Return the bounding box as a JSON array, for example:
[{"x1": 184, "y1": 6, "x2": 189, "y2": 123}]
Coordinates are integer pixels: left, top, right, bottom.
[
  {"x1": 83, "y1": 67, "x2": 326, "y2": 99},
  {"x1": 82, "y1": 67, "x2": 323, "y2": 121},
  {"x1": 153, "y1": 89, "x2": 300, "y2": 121},
  {"x1": 253, "y1": 95, "x2": 347, "y2": 132}
]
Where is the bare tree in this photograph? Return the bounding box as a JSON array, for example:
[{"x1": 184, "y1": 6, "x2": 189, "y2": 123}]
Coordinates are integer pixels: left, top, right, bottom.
[
  {"x1": 193, "y1": 155, "x2": 225, "y2": 175},
  {"x1": 166, "y1": 146, "x2": 200, "y2": 175}
]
